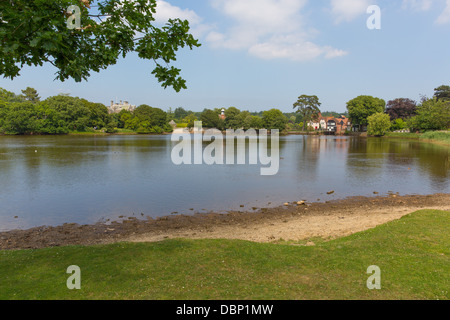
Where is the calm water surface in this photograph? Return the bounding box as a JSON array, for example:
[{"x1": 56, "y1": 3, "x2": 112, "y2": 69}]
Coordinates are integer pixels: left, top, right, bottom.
[{"x1": 0, "y1": 135, "x2": 448, "y2": 231}]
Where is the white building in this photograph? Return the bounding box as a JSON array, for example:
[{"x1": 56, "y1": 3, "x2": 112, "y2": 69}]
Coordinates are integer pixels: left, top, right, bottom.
[{"x1": 108, "y1": 100, "x2": 136, "y2": 114}]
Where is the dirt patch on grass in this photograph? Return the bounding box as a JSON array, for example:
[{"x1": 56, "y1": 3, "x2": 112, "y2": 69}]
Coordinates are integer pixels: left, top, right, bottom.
[{"x1": 1, "y1": 194, "x2": 449, "y2": 250}]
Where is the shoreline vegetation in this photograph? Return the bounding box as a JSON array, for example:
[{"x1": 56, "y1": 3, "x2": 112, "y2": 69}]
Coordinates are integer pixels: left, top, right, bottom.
[{"x1": 1, "y1": 86, "x2": 449, "y2": 141}]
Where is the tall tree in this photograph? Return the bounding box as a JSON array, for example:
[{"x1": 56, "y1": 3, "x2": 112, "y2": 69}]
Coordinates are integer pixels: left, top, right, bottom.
[
  {"x1": 200, "y1": 109, "x2": 224, "y2": 129},
  {"x1": 44, "y1": 95, "x2": 90, "y2": 131},
  {"x1": 434, "y1": 85, "x2": 450, "y2": 102},
  {"x1": 386, "y1": 98, "x2": 416, "y2": 120},
  {"x1": 174, "y1": 107, "x2": 189, "y2": 120},
  {"x1": 293, "y1": 95, "x2": 321, "y2": 131},
  {"x1": 408, "y1": 97, "x2": 450, "y2": 131},
  {"x1": 134, "y1": 104, "x2": 167, "y2": 128},
  {"x1": 224, "y1": 107, "x2": 242, "y2": 130},
  {"x1": 262, "y1": 109, "x2": 288, "y2": 131},
  {"x1": 0, "y1": 0, "x2": 200, "y2": 92},
  {"x1": 346, "y1": 95, "x2": 385, "y2": 131},
  {"x1": 21, "y1": 87, "x2": 41, "y2": 103}
]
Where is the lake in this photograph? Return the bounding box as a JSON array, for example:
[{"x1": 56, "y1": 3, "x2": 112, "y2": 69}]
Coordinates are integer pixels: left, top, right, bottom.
[{"x1": 0, "y1": 134, "x2": 448, "y2": 231}]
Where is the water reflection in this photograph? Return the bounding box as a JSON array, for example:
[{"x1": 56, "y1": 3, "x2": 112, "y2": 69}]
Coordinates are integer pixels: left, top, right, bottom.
[{"x1": 0, "y1": 135, "x2": 448, "y2": 231}]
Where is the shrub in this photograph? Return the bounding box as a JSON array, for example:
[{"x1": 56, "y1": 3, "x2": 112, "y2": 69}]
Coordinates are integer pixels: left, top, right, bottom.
[{"x1": 367, "y1": 113, "x2": 391, "y2": 136}]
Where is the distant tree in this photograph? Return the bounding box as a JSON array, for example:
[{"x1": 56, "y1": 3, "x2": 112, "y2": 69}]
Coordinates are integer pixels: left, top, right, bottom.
[
  {"x1": 434, "y1": 85, "x2": 450, "y2": 102},
  {"x1": 346, "y1": 95, "x2": 386, "y2": 131},
  {"x1": 321, "y1": 111, "x2": 345, "y2": 118},
  {"x1": 44, "y1": 95, "x2": 90, "y2": 131},
  {"x1": 148, "y1": 107, "x2": 167, "y2": 128},
  {"x1": 391, "y1": 118, "x2": 407, "y2": 131},
  {"x1": 166, "y1": 107, "x2": 175, "y2": 122},
  {"x1": 235, "y1": 111, "x2": 252, "y2": 129},
  {"x1": 105, "y1": 122, "x2": 117, "y2": 134},
  {"x1": 386, "y1": 98, "x2": 416, "y2": 120},
  {"x1": 224, "y1": 107, "x2": 242, "y2": 129},
  {"x1": 0, "y1": 87, "x2": 23, "y2": 103},
  {"x1": 117, "y1": 109, "x2": 132, "y2": 129},
  {"x1": 125, "y1": 116, "x2": 141, "y2": 131},
  {"x1": 0, "y1": 0, "x2": 200, "y2": 91},
  {"x1": 293, "y1": 95, "x2": 321, "y2": 131},
  {"x1": 183, "y1": 113, "x2": 197, "y2": 128},
  {"x1": 3, "y1": 102, "x2": 32, "y2": 134},
  {"x1": 408, "y1": 97, "x2": 450, "y2": 131},
  {"x1": 262, "y1": 109, "x2": 288, "y2": 131},
  {"x1": 249, "y1": 115, "x2": 264, "y2": 129},
  {"x1": 134, "y1": 104, "x2": 167, "y2": 128},
  {"x1": 20, "y1": 87, "x2": 40, "y2": 103},
  {"x1": 201, "y1": 109, "x2": 223, "y2": 129},
  {"x1": 367, "y1": 113, "x2": 391, "y2": 136},
  {"x1": 174, "y1": 107, "x2": 189, "y2": 120},
  {"x1": 35, "y1": 102, "x2": 69, "y2": 134},
  {"x1": 81, "y1": 99, "x2": 108, "y2": 128}
]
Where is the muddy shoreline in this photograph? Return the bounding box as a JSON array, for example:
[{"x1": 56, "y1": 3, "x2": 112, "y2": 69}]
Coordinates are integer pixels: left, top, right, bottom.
[{"x1": 1, "y1": 193, "x2": 449, "y2": 251}]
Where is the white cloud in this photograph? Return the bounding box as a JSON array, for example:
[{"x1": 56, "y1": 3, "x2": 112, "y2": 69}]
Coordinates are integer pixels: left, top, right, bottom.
[
  {"x1": 154, "y1": 0, "x2": 201, "y2": 25},
  {"x1": 330, "y1": 0, "x2": 372, "y2": 23},
  {"x1": 401, "y1": 0, "x2": 433, "y2": 11},
  {"x1": 401, "y1": 0, "x2": 450, "y2": 25},
  {"x1": 436, "y1": 0, "x2": 450, "y2": 24},
  {"x1": 153, "y1": 1, "x2": 213, "y2": 38},
  {"x1": 206, "y1": 0, "x2": 348, "y2": 62}
]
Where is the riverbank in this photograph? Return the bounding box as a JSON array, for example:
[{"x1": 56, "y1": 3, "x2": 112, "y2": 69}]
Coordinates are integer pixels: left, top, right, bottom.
[
  {"x1": 1, "y1": 193, "x2": 448, "y2": 250},
  {"x1": 384, "y1": 131, "x2": 450, "y2": 146}
]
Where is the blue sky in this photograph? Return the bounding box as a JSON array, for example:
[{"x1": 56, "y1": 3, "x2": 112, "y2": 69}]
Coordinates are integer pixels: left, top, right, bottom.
[{"x1": 1, "y1": 0, "x2": 450, "y2": 113}]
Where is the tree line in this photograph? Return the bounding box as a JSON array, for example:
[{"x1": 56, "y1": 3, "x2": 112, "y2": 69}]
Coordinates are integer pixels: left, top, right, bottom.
[
  {"x1": 0, "y1": 87, "x2": 298, "y2": 135},
  {"x1": 292, "y1": 85, "x2": 450, "y2": 136},
  {"x1": 1, "y1": 85, "x2": 448, "y2": 136},
  {"x1": 348, "y1": 85, "x2": 450, "y2": 136}
]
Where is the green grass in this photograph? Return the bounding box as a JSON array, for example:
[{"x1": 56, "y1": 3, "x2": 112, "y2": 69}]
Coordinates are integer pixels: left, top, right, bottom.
[
  {"x1": 421, "y1": 131, "x2": 450, "y2": 144},
  {"x1": 1, "y1": 210, "x2": 448, "y2": 300},
  {"x1": 386, "y1": 130, "x2": 450, "y2": 145}
]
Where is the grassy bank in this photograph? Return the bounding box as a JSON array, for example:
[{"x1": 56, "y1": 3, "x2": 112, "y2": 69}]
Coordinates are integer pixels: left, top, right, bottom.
[
  {"x1": 1, "y1": 209, "x2": 448, "y2": 300},
  {"x1": 385, "y1": 131, "x2": 450, "y2": 146}
]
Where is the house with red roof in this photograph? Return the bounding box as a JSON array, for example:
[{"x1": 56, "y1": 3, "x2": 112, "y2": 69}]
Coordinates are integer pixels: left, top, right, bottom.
[{"x1": 308, "y1": 113, "x2": 352, "y2": 134}]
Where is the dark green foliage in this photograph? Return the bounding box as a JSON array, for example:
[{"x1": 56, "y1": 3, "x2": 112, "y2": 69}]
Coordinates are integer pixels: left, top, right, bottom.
[
  {"x1": 0, "y1": 0, "x2": 200, "y2": 92},
  {"x1": 21, "y1": 87, "x2": 40, "y2": 103},
  {"x1": 105, "y1": 122, "x2": 117, "y2": 133},
  {"x1": 173, "y1": 107, "x2": 190, "y2": 120},
  {"x1": 262, "y1": 109, "x2": 288, "y2": 131},
  {"x1": 346, "y1": 95, "x2": 386, "y2": 131},
  {"x1": 0, "y1": 87, "x2": 173, "y2": 135},
  {"x1": 293, "y1": 95, "x2": 321, "y2": 131},
  {"x1": 200, "y1": 109, "x2": 224, "y2": 129},
  {"x1": 224, "y1": 107, "x2": 242, "y2": 130},
  {"x1": 434, "y1": 85, "x2": 450, "y2": 102},
  {"x1": 408, "y1": 98, "x2": 450, "y2": 132}
]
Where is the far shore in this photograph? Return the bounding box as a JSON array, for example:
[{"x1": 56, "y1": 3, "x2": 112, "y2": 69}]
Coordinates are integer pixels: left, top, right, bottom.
[
  {"x1": 2, "y1": 130, "x2": 449, "y2": 147},
  {"x1": 64, "y1": 130, "x2": 450, "y2": 147}
]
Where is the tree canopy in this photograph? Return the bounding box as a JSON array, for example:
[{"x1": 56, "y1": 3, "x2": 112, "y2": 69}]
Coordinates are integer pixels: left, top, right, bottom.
[
  {"x1": 293, "y1": 95, "x2": 321, "y2": 131},
  {"x1": 408, "y1": 97, "x2": 450, "y2": 132},
  {"x1": 367, "y1": 112, "x2": 391, "y2": 136},
  {"x1": 0, "y1": 0, "x2": 200, "y2": 92},
  {"x1": 346, "y1": 95, "x2": 385, "y2": 130},
  {"x1": 262, "y1": 109, "x2": 288, "y2": 131},
  {"x1": 386, "y1": 98, "x2": 416, "y2": 120},
  {"x1": 434, "y1": 85, "x2": 450, "y2": 102},
  {"x1": 21, "y1": 87, "x2": 41, "y2": 103}
]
